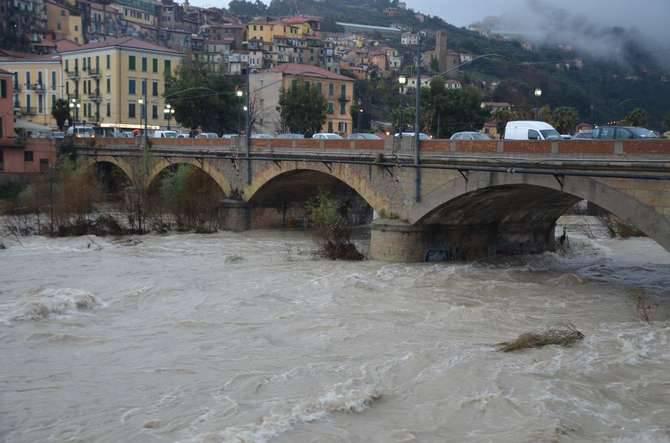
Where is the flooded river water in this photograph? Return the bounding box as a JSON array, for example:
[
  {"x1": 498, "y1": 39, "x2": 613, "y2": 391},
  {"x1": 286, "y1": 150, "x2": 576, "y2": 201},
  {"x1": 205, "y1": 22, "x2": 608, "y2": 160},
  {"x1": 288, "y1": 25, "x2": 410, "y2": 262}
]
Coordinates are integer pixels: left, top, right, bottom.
[{"x1": 1, "y1": 225, "x2": 669, "y2": 442}]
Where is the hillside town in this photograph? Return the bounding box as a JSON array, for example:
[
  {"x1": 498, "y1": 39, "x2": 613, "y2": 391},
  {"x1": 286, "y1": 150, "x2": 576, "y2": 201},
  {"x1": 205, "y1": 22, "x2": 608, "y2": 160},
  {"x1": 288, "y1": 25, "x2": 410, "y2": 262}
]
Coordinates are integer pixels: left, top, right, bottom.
[{"x1": 0, "y1": 0, "x2": 482, "y2": 135}]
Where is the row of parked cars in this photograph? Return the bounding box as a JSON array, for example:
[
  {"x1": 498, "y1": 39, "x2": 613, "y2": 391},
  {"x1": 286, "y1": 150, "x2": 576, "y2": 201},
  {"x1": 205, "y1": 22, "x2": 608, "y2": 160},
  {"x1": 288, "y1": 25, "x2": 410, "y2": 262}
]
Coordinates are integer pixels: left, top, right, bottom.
[{"x1": 502, "y1": 121, "x2": 661, "y2": 141}]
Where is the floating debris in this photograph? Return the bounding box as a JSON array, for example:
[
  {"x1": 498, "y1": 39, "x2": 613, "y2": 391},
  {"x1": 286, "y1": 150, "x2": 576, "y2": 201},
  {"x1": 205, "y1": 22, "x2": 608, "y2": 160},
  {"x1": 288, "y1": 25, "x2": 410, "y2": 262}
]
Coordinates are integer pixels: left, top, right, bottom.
[{"x1": 496, "y1": 325, "x2": 584, "y2": 352}]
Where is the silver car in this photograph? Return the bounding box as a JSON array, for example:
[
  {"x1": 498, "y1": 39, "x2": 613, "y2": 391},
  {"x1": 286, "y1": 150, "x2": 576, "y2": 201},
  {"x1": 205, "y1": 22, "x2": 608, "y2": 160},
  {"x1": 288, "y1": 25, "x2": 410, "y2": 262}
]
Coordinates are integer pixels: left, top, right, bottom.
[{"x1": 450, "y1": 131, "x2": 492, "y2": 141}]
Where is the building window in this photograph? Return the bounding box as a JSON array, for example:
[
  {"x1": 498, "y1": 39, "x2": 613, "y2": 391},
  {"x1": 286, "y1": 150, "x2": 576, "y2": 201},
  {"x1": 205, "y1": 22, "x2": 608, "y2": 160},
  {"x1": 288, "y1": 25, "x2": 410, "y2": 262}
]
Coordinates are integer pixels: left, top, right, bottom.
[
  {"x1": 152, "y1": 105, "x2": 157, "y2": 119},
  {"x1": 106, "y1": 102, "x2": 111, "y2": 117},
  {"x1": 0, "y1": 80, "x2": 5, "y2": 98},
  {"x1": 164, "y1": 60, "x2": 172, "y2": 75},
  {"x1": 141, "y1": 57, "x2": 147, "y2": 72},
  {"x1": 83, "y1": 81, "x2": 87, "y2": 94},
  {"x1": 51, "y1": 71, "x2": 56, "y2": 90},
  {"x1": 25, "y1": 72, "x2": 30, "y2": 88},
  {"x1": 340, "y1": 84, "x2": 346, "y2": 98},
  {"x1": 128, "y1": 103, "x2": 136, "y2": 118},
  {"x1": 95, "y1": 56, "x2": 99, "y2": 69},
  {"x1": 106, "y1": 78, "x2": 111, "y2": 94},
  {"x1": 40, "y1": 159, "x2": 49, "y2": 173},
  {"x1": 65, "y1": 59, "x2": 69, "y2": 72},
  {"x1": 26, "y1": 95, "x2": 31, "y2": 112},
  {"x1": 141, "y1": 79, "x2": 146, "y2": 96},
  {"x1": 129, "y1": 55, "x2": 136, "y2": 71},
  {"x1": 339, "y1": 102, "x2": 345, "y2": 115},
  {"x1": 24, "y1": 151, "x2": 34, "y2": 162},
  {"x1": 328, "y1": 121, "x2": 333, "y2": 132},
  {"x1": 152, "y1": 80, "x2": 158, "y2": 97},
  {"x1": 106, "y1": 54, "x2": 110, "y2": 69},
  {"x1": 38, "y1": 95, "x2": 43, "y2": 113},
  {"x1": 152, "y1": 58, "x2": 158, "y2": 73},
  {"x1": 128, "y1": 79, "x2": 136, "y2": 95},
  {"x1": 51, "y1": 94, "x2": 56, "y2": 109},
  {"x1": 327, "y1": 102, "x2": 334, "y2": 114},
  {"x1": 328, "y1": 83, "x2": 333, "y2": 96}
]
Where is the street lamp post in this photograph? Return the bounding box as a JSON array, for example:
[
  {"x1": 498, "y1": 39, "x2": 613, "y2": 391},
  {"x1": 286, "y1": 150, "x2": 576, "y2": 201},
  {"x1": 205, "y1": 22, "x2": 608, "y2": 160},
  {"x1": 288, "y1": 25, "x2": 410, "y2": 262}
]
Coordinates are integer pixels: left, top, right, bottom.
[
  {"x1": 357, "y1": 98, "x2": 364, "y2": 132},
  {"x1": 534, "y1": 87, "x2": 543, "y2": 120},
  {"x1": 236, "y1": 89, "x2": 244, "y2": 135},
  {"x1": 69, "y1": 98, "x2": 80, "y2": 126},
  {"x1": 164, "y1": 103, "x2": 175, "y2": 130},
  {"x1": 413, "y1": 32, "x2": 424, "y2": 203}
]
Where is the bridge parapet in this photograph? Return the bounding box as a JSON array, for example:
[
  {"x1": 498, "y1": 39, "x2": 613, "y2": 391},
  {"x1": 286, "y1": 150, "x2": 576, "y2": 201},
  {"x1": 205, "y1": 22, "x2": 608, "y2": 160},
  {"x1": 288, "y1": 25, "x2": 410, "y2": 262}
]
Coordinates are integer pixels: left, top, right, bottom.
[{"x1": 86, "y1": 138, "x2": 670, "y2": 159}]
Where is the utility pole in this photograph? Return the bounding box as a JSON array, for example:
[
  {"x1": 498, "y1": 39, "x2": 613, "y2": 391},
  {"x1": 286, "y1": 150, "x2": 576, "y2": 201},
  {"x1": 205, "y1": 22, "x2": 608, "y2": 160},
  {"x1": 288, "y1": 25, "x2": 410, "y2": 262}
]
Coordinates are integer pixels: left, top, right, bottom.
[
  {"x1": 245, "y1": 64, "x2": 251, "y2": 185},
  {"x1": 414, "y1": 32, "x2": 423, "y2": 203}
]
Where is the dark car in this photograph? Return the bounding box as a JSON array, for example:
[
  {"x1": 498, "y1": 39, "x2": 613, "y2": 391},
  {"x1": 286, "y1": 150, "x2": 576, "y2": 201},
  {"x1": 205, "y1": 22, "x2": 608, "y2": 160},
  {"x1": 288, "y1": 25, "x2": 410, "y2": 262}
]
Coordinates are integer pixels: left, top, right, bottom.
[
  {"x1": 592, "y1": 126, "x2": 660, "y2": 140},
  {"x1": 574, "y1": 131, "x2": 593, "y2": 139}
]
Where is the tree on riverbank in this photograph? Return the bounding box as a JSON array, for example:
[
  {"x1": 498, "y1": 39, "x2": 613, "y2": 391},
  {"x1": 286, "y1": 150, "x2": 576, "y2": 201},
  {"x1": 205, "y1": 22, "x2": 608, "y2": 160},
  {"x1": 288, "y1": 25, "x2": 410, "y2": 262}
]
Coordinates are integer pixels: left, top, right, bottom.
[{"x1": 305, "y1": 191, "x2": 363, "y2": 260}]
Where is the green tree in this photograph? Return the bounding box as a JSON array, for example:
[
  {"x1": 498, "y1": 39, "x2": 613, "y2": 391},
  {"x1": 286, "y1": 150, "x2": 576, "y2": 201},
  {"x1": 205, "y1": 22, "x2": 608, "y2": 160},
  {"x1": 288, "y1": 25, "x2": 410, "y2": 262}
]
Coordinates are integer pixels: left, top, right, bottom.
[
  {"x1": 165, "y1": 62, "x2": 238, "y2": 134},
  {"x1": 51, "y1": 99, "x2": 70, "y2": 131},
  {"x1": 228, "y1": 0, "x2": 267, "y2": 16},
  {"x1": 392, "y1": 106, "x2": 415, "y2": 132},
  {"x1": 441, "y1": 87, "x2": 490, "y2": 137},
  {"x1": 278, "y1": 81, "x2": 327, "y2": 135},
  {"x1": 622, "y1": 108, "x2": 649, "y2": 127},
  {"x1": 551, "y1": 107, "x2": 579, "y2": 134}
]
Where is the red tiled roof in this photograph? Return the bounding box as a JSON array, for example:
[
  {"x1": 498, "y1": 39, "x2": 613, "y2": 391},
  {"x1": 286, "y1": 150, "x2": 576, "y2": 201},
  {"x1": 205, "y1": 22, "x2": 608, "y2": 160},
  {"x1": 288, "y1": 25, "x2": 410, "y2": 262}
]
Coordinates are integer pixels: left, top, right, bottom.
[
  {"x1": 0, "y1": 68, "x2": 13, "y2": 75},
  {"x1": 281, "y1": 15, "x2": 321, "y2": 25},
  {"x1": 0, "y1": 49, "x2": 61, "y2": 62},
  {"x1": 58, "y1": 37, "x2": 182, "y2": 54},
  {"x1": 55, "y1": 39, "x2": 80, "y2": 53},
  {"x1": 270, "y1": 63, "x2": 352, "y2": 82}
]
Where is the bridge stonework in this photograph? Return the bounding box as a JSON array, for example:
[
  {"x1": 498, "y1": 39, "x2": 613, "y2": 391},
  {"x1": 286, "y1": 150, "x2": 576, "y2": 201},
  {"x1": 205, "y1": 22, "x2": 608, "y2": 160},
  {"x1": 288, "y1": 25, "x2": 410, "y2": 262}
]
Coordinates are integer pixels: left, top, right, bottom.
[{"x1": 77, "y1": 137, "x2": 670, "y2": 262}]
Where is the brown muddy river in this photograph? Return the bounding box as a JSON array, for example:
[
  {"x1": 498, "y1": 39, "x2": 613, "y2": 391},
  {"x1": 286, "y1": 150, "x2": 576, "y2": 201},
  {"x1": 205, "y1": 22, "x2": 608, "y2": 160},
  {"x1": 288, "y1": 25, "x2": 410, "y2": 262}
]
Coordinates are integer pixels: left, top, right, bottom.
[{"x1": 1, "y1": 226, "x2": 669, "y2": 442}]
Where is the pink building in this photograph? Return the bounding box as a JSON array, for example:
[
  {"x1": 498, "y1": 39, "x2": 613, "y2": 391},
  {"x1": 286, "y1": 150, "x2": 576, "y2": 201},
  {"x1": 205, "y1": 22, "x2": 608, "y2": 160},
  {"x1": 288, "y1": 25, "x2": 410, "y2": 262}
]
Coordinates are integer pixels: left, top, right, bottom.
[
  {"x1": 0, "y1": 68, "x2": 13, "y2": 143},
  {"x1": 0, "y1": 69, "x2": 56, "y2": 175}
]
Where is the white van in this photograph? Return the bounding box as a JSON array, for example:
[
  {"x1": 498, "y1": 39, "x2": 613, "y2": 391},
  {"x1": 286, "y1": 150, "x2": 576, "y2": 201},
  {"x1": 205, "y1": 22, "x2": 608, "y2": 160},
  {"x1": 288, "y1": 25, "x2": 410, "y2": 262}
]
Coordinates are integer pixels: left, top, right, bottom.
[
  {"x1": 504, "y1": 121, "x2": 561, "y2": 141},
  {"x1": 152, "y1": 130, "x2": 177, "y2": 138},
  {"x1": 65, "y1": 125, "x2": 95, "y2": 138}
]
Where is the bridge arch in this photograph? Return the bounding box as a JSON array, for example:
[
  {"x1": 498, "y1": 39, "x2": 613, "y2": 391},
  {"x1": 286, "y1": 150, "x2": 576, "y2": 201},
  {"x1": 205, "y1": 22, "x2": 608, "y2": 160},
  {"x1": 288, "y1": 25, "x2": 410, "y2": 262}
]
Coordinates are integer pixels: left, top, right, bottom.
[
  {"x1": 81, "y1": 156, "x2": 135, "y2": 186},
  {"x1": 244, "y1": 162, "x2": 390, "y2": 215},
  {"x1": 409, "y1": 171, "x2": 670, "y2": 253},
  {"x1": 146, "y1": 158, "x2": 232, "y2": 196}
]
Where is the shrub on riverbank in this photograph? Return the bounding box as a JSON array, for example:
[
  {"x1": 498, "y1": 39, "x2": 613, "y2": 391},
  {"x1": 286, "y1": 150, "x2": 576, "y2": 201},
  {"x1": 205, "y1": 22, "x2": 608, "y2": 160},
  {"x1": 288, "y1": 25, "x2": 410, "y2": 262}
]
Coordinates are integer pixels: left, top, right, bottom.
[
  {"x1": 306, "y1": 191, "x2": 364, "y2": 261},
  {"x1": 600, "y1": 214, "x2": 645, "y2": 239}
]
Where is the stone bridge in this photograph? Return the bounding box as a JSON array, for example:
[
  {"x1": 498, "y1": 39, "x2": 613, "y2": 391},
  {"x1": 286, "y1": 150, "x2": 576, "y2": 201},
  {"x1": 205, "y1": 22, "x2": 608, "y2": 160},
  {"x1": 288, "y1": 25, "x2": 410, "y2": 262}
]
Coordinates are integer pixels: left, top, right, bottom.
[{"x1": 75, "y1": 137, "x2": 670, "y2": 262}]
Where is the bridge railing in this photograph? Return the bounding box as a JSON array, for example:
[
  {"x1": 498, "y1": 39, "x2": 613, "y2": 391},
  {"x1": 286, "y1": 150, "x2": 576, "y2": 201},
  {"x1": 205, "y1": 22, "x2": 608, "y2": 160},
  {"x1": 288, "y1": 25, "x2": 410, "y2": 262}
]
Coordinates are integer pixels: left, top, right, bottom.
[{"x1": 83, "y1": 137, "x2": 670, "y2": 158}]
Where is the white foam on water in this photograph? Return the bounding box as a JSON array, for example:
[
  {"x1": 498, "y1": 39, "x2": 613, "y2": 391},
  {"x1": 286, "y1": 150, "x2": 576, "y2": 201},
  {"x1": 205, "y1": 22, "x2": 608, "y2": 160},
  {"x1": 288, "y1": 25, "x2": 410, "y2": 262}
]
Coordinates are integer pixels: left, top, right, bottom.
[{"x1": 6, "y1": 288, "x2": 100, "y2": 322}]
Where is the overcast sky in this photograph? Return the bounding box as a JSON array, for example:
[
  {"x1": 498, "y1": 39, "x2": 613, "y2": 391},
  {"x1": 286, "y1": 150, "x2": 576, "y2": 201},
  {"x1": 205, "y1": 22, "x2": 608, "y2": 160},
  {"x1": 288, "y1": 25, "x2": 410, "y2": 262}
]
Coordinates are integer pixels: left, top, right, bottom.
[{"x1": 207, "y1": 0, "x2": 670, "y2": 46}]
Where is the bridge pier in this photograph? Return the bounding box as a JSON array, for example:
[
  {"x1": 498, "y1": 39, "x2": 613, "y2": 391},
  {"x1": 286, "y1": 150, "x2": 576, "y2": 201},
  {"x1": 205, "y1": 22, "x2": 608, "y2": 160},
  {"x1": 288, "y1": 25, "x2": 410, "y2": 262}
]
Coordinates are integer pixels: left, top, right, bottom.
[
  {"x1": 219, "y1": 199, "x2": 251, "y2": 232},
  {"x1": 370, "y1": 219, "x2": 427, "y2": 262}
]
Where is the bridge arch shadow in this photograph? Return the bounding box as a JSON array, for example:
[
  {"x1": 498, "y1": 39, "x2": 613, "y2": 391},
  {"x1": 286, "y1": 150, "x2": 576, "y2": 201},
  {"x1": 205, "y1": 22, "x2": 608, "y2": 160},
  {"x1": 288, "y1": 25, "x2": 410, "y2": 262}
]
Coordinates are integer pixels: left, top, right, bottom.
[
  {"x1": 245, "y1": 165, "x2": 388, "y2": 229},
  {"x1": 409, "y1": 172, "x2": 670, "y2": 257},
  {"x1": 146, "y1": 158, "x2": 232, "y2": 196}
]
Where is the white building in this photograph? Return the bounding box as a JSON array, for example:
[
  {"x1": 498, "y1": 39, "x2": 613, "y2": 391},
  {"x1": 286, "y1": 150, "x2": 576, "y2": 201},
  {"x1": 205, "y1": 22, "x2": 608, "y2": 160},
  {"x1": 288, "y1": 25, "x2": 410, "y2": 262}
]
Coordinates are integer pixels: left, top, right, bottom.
[{"x1": 401, "y1": 32, "x2": 418, "y2": 46}]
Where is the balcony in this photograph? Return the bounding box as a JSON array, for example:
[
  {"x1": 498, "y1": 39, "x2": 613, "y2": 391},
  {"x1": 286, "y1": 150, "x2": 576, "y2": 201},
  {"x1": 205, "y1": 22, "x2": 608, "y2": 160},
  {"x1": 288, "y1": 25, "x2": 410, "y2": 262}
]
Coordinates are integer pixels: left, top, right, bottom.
[
  {"x1": 338, "y1": 95, "x2": 350, "y2": 102},
  {"x1": 90, "y1": 89, "x2": 102, "y2": 103},
  {"x1": 33, "y1": 83, "x2": 45, "y2": 94},
  {"x1": 23, "y1": 107, "x2": 36, "y2": 116},
  {"x1": 66, "y1": 69, "x2": 80, "y2": 80},
  {"x1": 87, "y1": 67, "x2": 101, "y2": 79}
]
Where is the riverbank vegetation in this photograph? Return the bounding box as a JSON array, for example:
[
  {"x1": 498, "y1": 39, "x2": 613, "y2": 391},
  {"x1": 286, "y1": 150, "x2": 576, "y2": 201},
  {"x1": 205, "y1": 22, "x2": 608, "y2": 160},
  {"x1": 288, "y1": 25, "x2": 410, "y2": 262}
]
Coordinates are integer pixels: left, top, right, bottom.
[
  {"x1": 305, "y1": 191, "x2": 364, "y2": 260},
  {"x1": 0, "y1": 160, "x2": 224, "y2": 238}
]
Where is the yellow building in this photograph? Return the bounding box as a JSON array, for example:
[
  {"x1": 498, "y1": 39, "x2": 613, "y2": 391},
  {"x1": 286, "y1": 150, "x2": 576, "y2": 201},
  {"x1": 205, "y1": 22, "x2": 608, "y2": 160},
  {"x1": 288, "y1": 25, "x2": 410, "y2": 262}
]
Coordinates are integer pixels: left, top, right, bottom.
[
  {"x1": 112, "y1": 0, "x2": 159, "y2": 27},
  {"x1": 46, "y1": 0, "x2": 83, "y2": 44},
  {"x1": 250, "y1": 63, "x2": 353, "y2": 136},
  {"x1": 247, "y1": 16, "x2": 320, "y2": 43},
  {"x1": 59, "y1": 37, "x2": 182, "y2": 130},
  {"x1": 0, "y1": 51, "x2": 65, "y2": 128}
]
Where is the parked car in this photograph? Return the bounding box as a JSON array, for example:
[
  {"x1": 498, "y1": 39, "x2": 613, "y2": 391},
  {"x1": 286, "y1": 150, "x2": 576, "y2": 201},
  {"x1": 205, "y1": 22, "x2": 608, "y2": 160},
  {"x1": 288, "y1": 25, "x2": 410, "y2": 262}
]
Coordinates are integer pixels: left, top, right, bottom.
[
  {"x1": 51, "y1": 131, "x2": 65, "y2": 141},
  {"x1": 251, "y1": 133, "x2": 274, "y2": 139},
  {"x1": 196, "y1": 132, "x2": 219, "y2": 139},
  {"x1": 275, "y1": 133, "x2": 305, "y2": 139},
  {"x1": 152, "y1": 130, "x2": 178, "y2": 138},
  {"x1": 177, "y1": 132, "x2": 190, "y2": 138},
  {"x1": 450, "y1": 131, "x2": 492, "y2": 141},
  {"x1": 65, "y1": 125, "x2": 95, "y2": 138},
  {"x1": 349, "y1": 133, "x2": 381, "y2": 140},
  {"x1": 560, "y1": 134, "x2": 573, "y2": 140},
  {"x1": 312, "y1": 133, "x2": 343, "y2": 140},
  {"x1": 394, "y1": 132, "x2": 431, "y2": 141},
  {"x1": 591, "y1": 126, "x2": 660, "y2": 140},
  {"x1": 220, "y1": 133, "x2": 239, "y2": 139},
  {"x1": 574, "y1": 131, "x2": 593, "y2": 139},
  {"x1": 504, "y1": 121, "x2": 560, "y2": 141}
]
